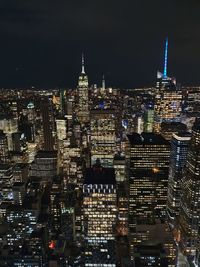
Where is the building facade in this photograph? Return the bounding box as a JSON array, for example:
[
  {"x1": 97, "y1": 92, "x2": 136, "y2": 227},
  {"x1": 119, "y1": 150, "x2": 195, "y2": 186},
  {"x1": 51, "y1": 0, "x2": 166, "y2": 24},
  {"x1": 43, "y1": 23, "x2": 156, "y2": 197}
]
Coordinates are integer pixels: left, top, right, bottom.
[
  {"x1": 83, "y1": 164, "x2": 117, "y2": 266},
  {"x1": 167, "y1": 132, "x2": 191, "y2": 225},
  {"x1": 178, "y1": 119, "x2": 200, "y2": 263}
]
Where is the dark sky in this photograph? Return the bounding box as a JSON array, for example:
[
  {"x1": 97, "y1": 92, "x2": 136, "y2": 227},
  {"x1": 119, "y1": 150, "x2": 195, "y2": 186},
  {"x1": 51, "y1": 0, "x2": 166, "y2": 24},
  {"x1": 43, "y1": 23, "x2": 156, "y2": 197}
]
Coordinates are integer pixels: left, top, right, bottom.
[{"x1": 0, "y1": 0, "x2": 200, "y2": 88}]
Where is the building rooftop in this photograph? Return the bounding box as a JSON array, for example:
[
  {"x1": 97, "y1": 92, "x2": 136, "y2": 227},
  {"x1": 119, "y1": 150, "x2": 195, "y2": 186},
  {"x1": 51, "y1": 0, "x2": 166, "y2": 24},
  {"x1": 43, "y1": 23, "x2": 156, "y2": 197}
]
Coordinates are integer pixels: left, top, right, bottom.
[
  {"x1": 161, "y1": 122, "x2": 187, "y2": 130},
  {"x1": 85, "y1": 164, "x2": 116, "y2": 185},
  {"x1": 136, "y1": 222, "x2": 174, "y2": 246},
  {"x1": 127, "y1": 132, "x2": 169, "y2": 145},
  {"x1": 36, "y1": 150, "x2": 57, "y2": 158},
  {"x1": 172, "y1": 132, "x2": 192, "y2": 141},
  {"x1": 114, "y1": 154, "x2": 125, "y2": 161}
]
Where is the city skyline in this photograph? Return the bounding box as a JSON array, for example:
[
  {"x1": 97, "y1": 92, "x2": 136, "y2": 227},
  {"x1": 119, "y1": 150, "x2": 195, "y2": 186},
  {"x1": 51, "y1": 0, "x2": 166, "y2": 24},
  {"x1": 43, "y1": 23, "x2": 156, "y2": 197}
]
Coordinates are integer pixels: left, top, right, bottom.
[
  {"x1": 1, "y1": 1, "x2": 200, "y2": 266},
  {"x1": 0, "y1": 1, "x2": 200, "y2": 88}
]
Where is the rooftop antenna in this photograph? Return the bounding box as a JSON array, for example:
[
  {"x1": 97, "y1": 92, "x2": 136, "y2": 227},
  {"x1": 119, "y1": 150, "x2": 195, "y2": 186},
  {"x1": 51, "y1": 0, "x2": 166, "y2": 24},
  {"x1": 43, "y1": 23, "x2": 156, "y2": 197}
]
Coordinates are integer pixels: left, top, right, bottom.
[
  {"x1": 163, "y1": 37, "x2": 168, "y2": 78},
  {"x1": 81, "y1": 53, "x2": 85, "y2": 74}
]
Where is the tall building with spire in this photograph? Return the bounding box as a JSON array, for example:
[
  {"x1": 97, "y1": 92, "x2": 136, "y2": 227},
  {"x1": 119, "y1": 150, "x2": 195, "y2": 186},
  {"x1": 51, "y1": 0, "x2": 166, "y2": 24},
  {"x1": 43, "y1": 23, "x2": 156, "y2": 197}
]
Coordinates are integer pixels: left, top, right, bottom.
[
  {"x1": 77, "y1": 54, "x2": 89, "y2": 124},
  {"x1": 153, "y1": 39, "x2": 182, "y2": 133},
  {"x1": 100, "y1": 75, "x2": 106, "y2": 94}
]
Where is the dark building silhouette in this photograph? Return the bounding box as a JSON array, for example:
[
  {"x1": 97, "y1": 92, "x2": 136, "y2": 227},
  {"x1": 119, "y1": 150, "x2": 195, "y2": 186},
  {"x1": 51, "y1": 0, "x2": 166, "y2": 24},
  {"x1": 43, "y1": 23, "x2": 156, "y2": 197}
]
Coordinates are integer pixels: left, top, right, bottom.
[{"x1": 41, "y1": 98, "x2": 54, "y2": 151}]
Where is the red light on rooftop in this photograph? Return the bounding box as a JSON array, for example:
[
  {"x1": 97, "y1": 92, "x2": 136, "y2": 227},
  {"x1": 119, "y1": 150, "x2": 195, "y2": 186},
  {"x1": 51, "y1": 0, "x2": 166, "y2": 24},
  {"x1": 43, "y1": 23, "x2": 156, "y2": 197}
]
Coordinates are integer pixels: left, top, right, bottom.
[{"x1": 49, "y1": 241, "x2": 56, "y2": 249}]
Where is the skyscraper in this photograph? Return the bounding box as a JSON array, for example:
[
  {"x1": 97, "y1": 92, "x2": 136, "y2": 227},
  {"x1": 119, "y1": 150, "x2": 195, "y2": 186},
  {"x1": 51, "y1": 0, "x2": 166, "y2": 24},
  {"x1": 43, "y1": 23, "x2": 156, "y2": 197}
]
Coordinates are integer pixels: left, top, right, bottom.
[
  {"x1": 83, "y1": 162, "x2": 117, "y2": 266},
  {"x1": 0, "y1": 130, "x2": 9, "y2": 163},
  {"x1": 77, "y1": 54, "x2": 89, "y2": 124},
  {"x1": 90, "y1": 109, "x2": 116, "y2": 167},
  {"x1": 143, "y1": 108, "x2": 154, "y2": 133},
  {"x1": 40, "y1": 98, "x2": 54, "y2": 151},
  {"x1": 178, "y1": 118, "x2": 200, "y2": 262},
  {"x1": 167, "y1": 132, "x2": 191, "y2": 226},
  {"x1": 127, "y1": 133, "x2": 170, "y2": 250},
  {"x1": 154, "y1": 39, "x2": 182, "y2": 133}
]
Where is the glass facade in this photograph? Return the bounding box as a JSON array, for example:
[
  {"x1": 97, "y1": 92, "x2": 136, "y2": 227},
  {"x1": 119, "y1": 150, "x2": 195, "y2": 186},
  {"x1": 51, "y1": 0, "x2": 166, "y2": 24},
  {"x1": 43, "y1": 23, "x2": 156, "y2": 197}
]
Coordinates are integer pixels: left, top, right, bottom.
[
  {"x1": 83, "y1": 168, "x2": 117, "y2": 266},
  {"x1": 179, "y1": 119, "x2": 200, "y2": 260},
  {"x1": 167, "y1": 132, "x2": 191, "y2": 224}
]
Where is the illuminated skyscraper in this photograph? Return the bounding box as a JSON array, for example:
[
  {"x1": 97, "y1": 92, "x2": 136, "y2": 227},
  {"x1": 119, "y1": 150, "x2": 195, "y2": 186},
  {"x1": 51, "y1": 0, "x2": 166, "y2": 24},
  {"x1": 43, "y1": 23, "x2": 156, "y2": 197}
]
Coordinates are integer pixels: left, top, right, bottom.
[
  {"x1": 0, "y1": 116, "x2": 18, "y2": 151},
  {"x1": 154, "y1": 39, "x2": 182, "y2": 133},
  {"x1": 143, "y1": 109, "x2": 154, "y2": 133},
  {"x1": 56, "y1": 118, "x2": 67, "y2": 141},
  {"x1": 166, "y1": 132, "x2": 191, "y2": 225},
  {"x1": 127, "y1": 133, "x2": 170, "y2": 250},
  {"x1": 90, "y1": 109, "x2": 116, "y2": 167},
  {"x1": 178, "y1": 118, "x2": 200, "y2": 262},
  {"x1": 83, "y1": 162, "x2": 117, "y2": 266},
  {"x1": 27, "y1": 101, "x2": 36, "y2": 123},
  {"x1": 0, "y1": 130, "x2": 9, "y2": 163},
  {"x1": 77, "y1": 54, "x2": 89, "y2": 124}
]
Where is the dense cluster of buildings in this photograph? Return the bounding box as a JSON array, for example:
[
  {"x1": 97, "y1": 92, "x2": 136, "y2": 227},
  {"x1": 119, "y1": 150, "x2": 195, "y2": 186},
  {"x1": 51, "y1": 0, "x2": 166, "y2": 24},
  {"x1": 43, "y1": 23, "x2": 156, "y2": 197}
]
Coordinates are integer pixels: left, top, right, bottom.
[{"x1": 0, "y1": 40, "x2": 200, "y2": 266}]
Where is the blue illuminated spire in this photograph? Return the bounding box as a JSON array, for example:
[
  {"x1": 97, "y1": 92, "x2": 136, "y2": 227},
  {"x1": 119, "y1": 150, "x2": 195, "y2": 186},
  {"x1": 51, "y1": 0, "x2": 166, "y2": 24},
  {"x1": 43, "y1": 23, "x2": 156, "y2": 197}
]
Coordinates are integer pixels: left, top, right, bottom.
[{"x1": 163, "y1": 37, "x2": 168, "y2": 77}]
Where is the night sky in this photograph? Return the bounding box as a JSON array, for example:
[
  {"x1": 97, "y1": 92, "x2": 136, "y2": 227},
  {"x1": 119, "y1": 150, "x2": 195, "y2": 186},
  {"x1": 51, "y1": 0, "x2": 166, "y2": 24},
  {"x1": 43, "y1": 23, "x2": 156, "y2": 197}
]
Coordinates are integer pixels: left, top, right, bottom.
[{"x1": 0, "y1": 0, "x2": 200, "y2": 88}]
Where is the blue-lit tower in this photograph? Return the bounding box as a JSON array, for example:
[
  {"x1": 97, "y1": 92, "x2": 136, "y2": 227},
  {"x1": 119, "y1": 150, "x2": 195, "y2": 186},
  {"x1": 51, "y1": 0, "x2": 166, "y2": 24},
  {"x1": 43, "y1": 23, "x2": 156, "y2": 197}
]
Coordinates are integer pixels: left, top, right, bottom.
[
  {"x1": 163, "y1": 37, "x2": 168, "y2": 78},
  {"x1": 153, "y1": 38, "x2": 182, "y2": 133}
]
